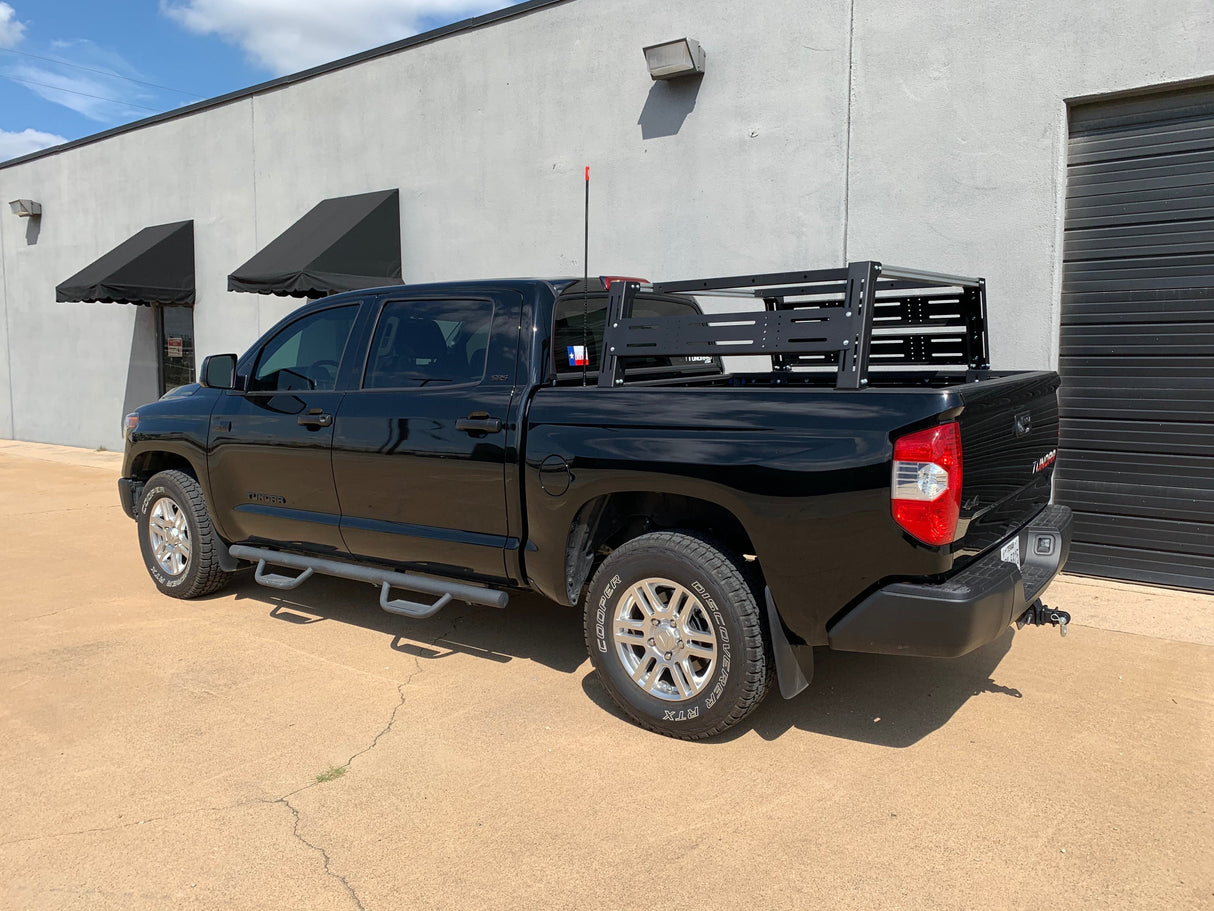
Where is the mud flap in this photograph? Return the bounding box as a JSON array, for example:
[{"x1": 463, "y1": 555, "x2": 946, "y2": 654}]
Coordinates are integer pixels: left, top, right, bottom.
[{"x1": 765, "y1": 587, "x2": 813, "y2": 699}]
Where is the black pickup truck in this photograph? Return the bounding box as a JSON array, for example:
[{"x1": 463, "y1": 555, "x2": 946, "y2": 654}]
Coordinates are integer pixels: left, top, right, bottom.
[{"x1": 119, "y1": 262, "x2": 1072, "y2": 739}]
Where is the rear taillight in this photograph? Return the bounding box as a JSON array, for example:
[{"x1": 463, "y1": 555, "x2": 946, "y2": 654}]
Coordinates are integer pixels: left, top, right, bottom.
[{"x1": 891, "y1": 421, "x2": 963, "y2": 546}]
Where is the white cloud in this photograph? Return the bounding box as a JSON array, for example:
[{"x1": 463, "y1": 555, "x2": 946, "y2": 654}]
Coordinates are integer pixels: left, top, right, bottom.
[
  {"x1": 3, "y1": 41, "x2": 155, "y2": 122},
  {"x1": 0, "y1": 1, "x2": 26, "y2": 48},
  {"x1": 161, "y1": 0, "x2": 507, "y2": 76},
  {"x1": 0, "y1": 127, "x2": 67, "y2": 161}
]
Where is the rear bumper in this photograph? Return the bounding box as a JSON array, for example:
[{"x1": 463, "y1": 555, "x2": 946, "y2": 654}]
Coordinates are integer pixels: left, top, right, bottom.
[{"x1": 827, "y1": 504, "x2": 1073, "y2": 658}]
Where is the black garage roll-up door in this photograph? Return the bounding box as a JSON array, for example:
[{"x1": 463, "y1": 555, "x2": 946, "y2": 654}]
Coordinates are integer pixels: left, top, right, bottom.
[{"x1": 1058, "y1": 85, "x2": 1214, "y2": 591}]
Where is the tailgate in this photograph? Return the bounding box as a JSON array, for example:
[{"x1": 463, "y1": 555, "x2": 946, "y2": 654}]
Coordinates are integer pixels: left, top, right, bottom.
[{"x1": 954, "y1": 371, "x2": 1060, "y2": 559}]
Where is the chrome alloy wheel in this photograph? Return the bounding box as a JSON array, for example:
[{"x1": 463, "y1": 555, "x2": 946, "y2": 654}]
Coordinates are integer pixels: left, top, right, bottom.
[
  {"x1": 148, "y1": 496, "x2": 191, "y2": 576},
  {"x1": 613, "y1": 577, "x2": 718, "y2": 702}
]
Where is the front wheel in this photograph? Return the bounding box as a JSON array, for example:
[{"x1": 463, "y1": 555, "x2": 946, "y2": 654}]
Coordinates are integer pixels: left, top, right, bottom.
[
  {"x1": 137, "y1": 469, "x2": 233, "y2": 599},
  {"x1": 584, "y1": 531, "x2": 772, "y2": 740}
]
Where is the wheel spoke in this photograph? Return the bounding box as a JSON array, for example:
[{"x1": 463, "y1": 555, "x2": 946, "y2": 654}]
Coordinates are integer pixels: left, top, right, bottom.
[
  {"x1": 629, "y1": 582, "x2": 660, "y2": 617},
  {"x1": 613, "y1": 627, "x2": 644, "y2": 646},
  {"x1": 671, "y1": 660, "x2": 695, "y2": 699},
  {"x1": 684, "y1": 642, "x2": 715, "y2": 660},
  {"x1": 681, "y1": 616, "x2": 712, "y2": 642},
  {"x1": 642, "y1": 664, "x2": 670, "y2": 695},
  {"x1": 647, "y1": 580, "x2": 674, "y2": 615},
  {"x1": 631, "y1": 654, "x2": 654, "y2": 685},
  {"x1": 667, "y1": 585, "x2": 688, "y2": 619},
  {"x1": 176, "y1": 536, "x2": 191, "y2": 561}
]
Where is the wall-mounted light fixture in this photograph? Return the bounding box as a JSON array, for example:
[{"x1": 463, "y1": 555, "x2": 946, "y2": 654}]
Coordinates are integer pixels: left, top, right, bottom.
[
  {"x1": 9, "y1": 199, "x2": 41, "y2": 217},
  {"x1": 643, "y1": 38, "x2": 706, "y2": 81}
]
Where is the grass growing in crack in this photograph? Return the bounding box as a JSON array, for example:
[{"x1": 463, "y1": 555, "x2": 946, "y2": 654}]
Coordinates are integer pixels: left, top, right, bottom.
[{"x1": 314, "y1": 764, "x2": 348, "y2": 784}]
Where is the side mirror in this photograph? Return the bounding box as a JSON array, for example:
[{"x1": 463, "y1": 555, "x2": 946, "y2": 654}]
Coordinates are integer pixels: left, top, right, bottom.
[{"x1": 199, "y1": 353, "x2": 238, "y2": 390}]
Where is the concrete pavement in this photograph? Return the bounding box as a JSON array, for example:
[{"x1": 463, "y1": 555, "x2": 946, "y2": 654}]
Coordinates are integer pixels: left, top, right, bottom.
[{"x1": 0, "y1": 441, "x2": 1210, "y2": 910}]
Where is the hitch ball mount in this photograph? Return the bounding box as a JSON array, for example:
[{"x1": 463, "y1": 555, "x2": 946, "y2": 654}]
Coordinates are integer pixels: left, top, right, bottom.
[{"x1": 1016, "y1": 599, "x2": 1070, "y2": 637}]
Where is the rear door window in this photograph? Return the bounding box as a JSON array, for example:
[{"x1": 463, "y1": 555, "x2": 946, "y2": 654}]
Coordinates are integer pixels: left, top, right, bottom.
[{"x1": 364, "y1": 299, "x2": 495, "y2": 388}]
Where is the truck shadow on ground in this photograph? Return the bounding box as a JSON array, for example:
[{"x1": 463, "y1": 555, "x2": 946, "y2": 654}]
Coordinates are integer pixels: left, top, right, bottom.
[
  {"x1": 581, "y1": 629, "x2": 1021, "y2": 748},
  {"x1": 229, "y1": 573, "x2": 590, "y2": 675},
  {"x1": 742, "y1": 630, "x2": 1019, "y2": 747},
  {"x1": 229, "y1": 576, "x2": 1021, "y2": 747}
]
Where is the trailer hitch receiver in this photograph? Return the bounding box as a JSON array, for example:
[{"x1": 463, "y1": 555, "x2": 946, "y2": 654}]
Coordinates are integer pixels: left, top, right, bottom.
[{"x1": 1016, "y1": 599, "x2": 1070, "y2": 637}]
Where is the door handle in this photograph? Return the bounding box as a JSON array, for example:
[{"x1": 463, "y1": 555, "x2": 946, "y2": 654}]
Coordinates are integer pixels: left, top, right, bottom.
[
  {"x1": 298, "y1": 409, "x2": 333, "y2": 428},
  {"x1": 456, "y1": 412, "x2": 503, "y2": 434}
]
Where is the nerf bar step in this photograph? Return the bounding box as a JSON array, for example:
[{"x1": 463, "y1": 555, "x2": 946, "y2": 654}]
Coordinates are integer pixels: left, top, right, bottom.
[{"x1": 228, "y1": 544, "x2": 509, "y2": 619}]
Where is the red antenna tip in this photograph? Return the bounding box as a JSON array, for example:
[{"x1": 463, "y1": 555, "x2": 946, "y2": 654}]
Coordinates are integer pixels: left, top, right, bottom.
[{"x1": 585, "y1": 166, "x2": 590, "y2": 181}]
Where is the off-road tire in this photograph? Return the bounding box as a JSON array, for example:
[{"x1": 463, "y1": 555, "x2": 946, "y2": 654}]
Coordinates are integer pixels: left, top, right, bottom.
[
  {"x1": 137, "y1": 469, "x2": 233, "y2": 599},
  {"x1": 584, "y1": 531, "x2": 772, "y2": 740}
]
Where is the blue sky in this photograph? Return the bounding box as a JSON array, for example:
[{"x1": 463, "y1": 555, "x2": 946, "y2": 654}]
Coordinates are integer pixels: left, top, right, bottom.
[{"x1": 0, "y1": 0, "x2": 520, "y2": 162}]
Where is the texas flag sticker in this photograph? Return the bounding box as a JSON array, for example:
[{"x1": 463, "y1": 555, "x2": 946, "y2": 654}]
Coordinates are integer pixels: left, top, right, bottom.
[{"x1": 567, "y1": 345, "x2": 589, "y2": 367}]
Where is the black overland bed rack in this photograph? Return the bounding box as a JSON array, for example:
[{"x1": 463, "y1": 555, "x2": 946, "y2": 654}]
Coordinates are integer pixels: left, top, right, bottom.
[{"x1": 597, "y1": 261, "x2": 990, "y2": 390}]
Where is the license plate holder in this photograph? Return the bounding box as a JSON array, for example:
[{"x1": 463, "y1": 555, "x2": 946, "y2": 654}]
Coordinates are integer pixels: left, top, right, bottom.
[{"x1": 1000, "y1": 537, "x2": 1021, "y2": 566}]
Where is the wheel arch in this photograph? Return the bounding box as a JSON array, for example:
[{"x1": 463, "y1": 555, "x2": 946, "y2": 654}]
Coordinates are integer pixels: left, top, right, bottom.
[
  {"x1": 128, "y1": 446, "x2": 235, "y2": 559},
  {"x1": 561, "y1": 491, "x2": 758, "y2": 607},
  {"x1": 130, "y1": 449, "x2": 199, "y2": 481}
]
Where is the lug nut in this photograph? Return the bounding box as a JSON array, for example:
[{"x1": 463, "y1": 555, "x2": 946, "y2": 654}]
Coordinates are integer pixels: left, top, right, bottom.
[
  {"x1": 648, "y1": 638, "x2": 655, "y2": 645},
  {"x1": 664, "y1": 651, "x2": 672, "y2": 660}
]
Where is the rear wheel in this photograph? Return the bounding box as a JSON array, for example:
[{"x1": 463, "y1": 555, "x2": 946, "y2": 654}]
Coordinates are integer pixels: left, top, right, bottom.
[
  {"x1": 584, "y1": 531, "x2": 772, "y2": 740},
  {"x1": 137, "y1": 470, "x2": 232, "y2": 599}
]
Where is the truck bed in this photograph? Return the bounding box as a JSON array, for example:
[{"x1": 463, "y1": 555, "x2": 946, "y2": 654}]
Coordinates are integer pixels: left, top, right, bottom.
[{"x1": 523, "y1": 369, "x2": 1059, "y2": 648}]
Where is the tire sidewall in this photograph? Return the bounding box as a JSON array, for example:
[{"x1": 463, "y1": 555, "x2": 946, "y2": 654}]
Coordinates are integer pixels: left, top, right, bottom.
[
  {"x1": 586, "y1": 542, "x2": 753, "y2": 735},
  {"x1": 138, "y1": 475, "x2": 201, "y2": 594}
]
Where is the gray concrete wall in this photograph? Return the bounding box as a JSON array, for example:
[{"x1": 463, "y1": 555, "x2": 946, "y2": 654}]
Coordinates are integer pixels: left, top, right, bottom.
[
  {"x1": 0, "y1": 99, "x2": 259, "y2": 448},
  {"x1": 845, "y1": 0, "x2": 1214, "y2": 369},
  {"x1": 0, "y1": 0, "x2": 1211, "y2": 449}
]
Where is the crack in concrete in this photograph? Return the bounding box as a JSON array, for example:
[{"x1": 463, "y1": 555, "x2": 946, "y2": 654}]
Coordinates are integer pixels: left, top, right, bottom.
[
  {"x1": 1, "y1": 607, "x2": 461, "y2": 909},
  {"x1": 0, "y1": 804, "x2": 231, "y2": 848},
  {"x1": 277, "y1": 795, "x2": 366, "y2": 911},
  {"x1": 3, "y1": 505, "x2": 123, "y2": 519},
  {"x1": 17, "y1": 607, "x2": 82, "y2": 622},
  {"x1": 255, "y1": 617, "x2": 460, "y2": 907}
]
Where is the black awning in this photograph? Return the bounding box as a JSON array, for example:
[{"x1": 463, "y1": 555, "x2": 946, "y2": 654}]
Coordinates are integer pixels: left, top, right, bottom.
[
  {"x1": 228, "y1": 188, "x2": 401, "y2": 297},
  {"x1": 56, "y1": 220, "x2": 194, "y2": 305}
]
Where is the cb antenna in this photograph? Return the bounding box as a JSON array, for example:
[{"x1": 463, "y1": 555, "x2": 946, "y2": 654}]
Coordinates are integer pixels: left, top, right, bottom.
[{"x1": 582, "y1": 165, "x2": 590, "y2": 387}]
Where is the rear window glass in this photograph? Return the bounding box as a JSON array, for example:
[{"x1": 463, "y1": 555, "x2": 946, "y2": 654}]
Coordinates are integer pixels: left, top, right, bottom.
[{"x1": 553, "y1": 291, "x2": 720, "y2": 383}]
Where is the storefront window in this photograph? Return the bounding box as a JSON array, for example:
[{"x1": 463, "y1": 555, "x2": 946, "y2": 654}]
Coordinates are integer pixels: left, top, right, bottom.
[{"x1": 159, "y1": 305, "x2": 195, "y2": 393}]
